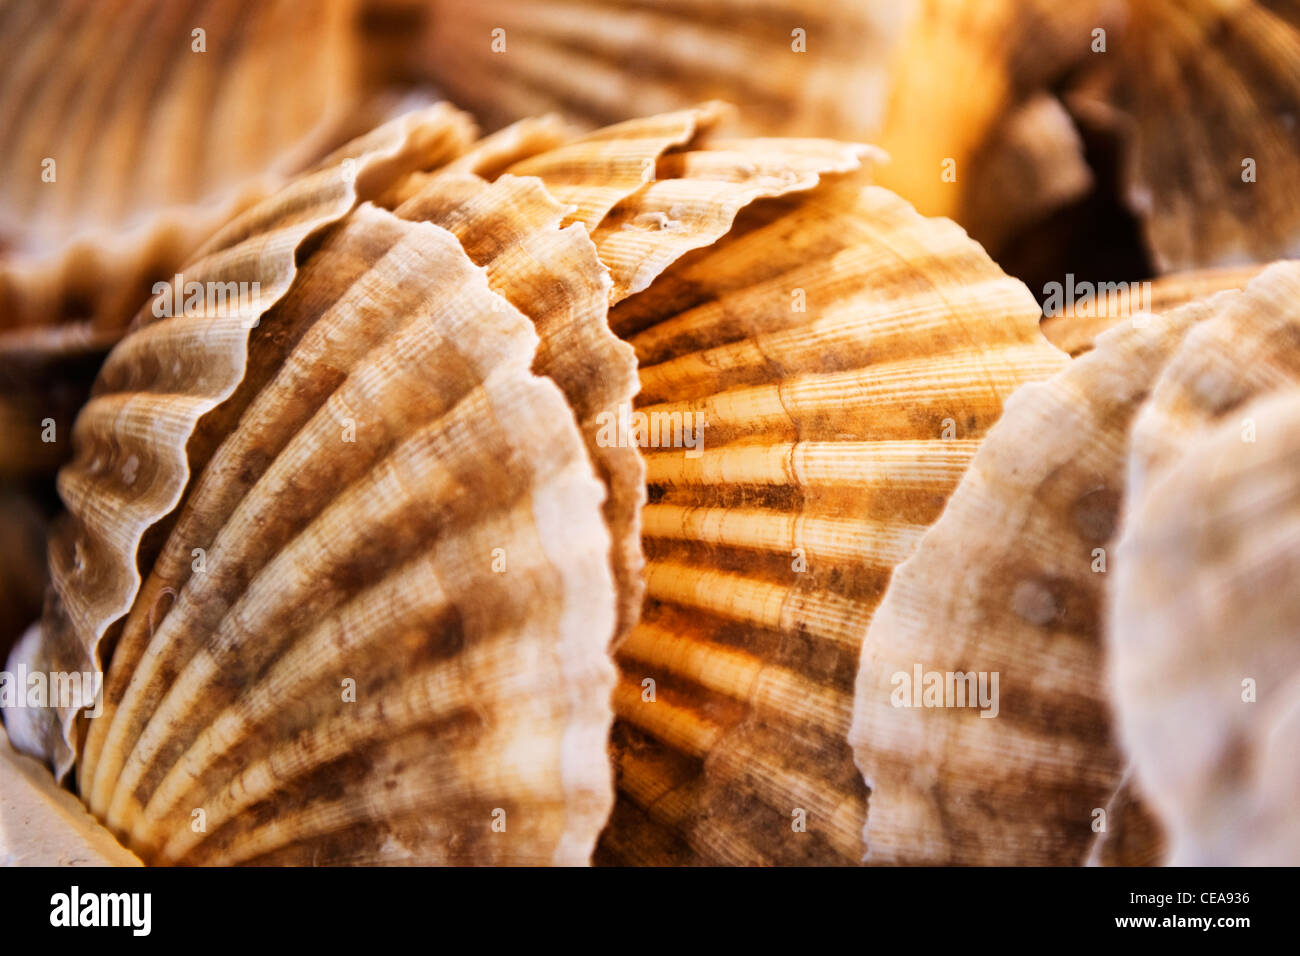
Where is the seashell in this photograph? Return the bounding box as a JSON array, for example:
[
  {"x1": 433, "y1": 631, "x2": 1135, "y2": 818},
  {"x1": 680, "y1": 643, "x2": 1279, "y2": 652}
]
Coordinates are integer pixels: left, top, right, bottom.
[
  {"x1": 10, "y1": 104, "x2": 882, "y2": 865},
  {"x1": 1076, "y1": 1, "x2": 1300, "y2": 272},
  {"x1": 876, "y1": 0, "x2": 1111, "y2": 246},
  {"x1": 0, "y1": 0, "x2": 461, "y2": 478},
  {"x1": 1, "y1": 703, "x2": 141, "y2": 866},
  {"x1": 884, "y1": 0, "x2": 1300, "y2": 270},
  {"x1": 846, "y1": 283, "x2": 1247, "y2": 864},
  {"x1": 1111, "y1": 388, "x2": 1300, "y2": 865},
  {"x1": 19, "y1": 106, "x2": 626, "y2": 865},
  {"x1": 0, "y1": 0, "x2": 379, "y2": 333},
  {"x1": 595, "y1": 179, "x2": 1065, "y2": 865},
  {"x1": 1039, "y1": 264, "x2": 1265, "y2": 358},
  {"x1": 406, "y1": 0, "x2": 909, "y2": 138},
  {"x1": 7, "y1": 103, "x2": 479, "y2": 780},
  {"x1": 1124, "y1": 261, "x2": 1300, "y2": 502},
  {"x1": 1106, "y1": 262, "x2": 1300, "y2": 864}
]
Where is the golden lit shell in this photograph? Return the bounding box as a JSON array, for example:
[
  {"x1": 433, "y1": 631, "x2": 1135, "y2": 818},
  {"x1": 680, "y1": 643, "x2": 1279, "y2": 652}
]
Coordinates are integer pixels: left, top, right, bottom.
[
  {"x1": 409, "y1": 0, "x2": 908, "y2": 138},
  {"x1": 846, "y1": 285, "x2": 1243, "y2": 865},
  {"x1": 1039, "y1": 264, "x2": 1265, "y2": 358},
  {"x1": 596, "y1": 180, "x2": 1064, "y2": 865},
  {"x1": 876, "y1": 0, "x2": 1110, "y2": 248},
  {"x1": 1111, "y1": 390, "x2": 1300, "y2": 865}
]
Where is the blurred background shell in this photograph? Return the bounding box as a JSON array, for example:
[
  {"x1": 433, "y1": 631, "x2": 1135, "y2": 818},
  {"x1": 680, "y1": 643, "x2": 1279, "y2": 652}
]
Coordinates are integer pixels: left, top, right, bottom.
[
  {"x1": 401, "y1": 0, "x2": 908, "y2": 137},
  {"x1": 0, "y1": 0, "x2": 422, "y2": 478},
  {"x1": 400, "y1": 0, "x2": 1300, "y2": 302}
]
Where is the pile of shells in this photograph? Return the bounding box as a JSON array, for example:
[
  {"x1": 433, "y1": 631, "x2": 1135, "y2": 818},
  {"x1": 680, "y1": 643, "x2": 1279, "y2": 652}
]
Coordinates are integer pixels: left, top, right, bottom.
[{"x1": 2, "y1": 1, "x2": 1299, "y2": 867}]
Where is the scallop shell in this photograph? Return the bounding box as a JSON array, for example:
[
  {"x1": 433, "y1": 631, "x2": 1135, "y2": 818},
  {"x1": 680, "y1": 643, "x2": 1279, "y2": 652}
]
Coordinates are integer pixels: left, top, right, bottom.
[
  {"x1": 13, "y1": 104, "x2": 880, "y2": 865},
  {"x1": 1125, "y1": 261, "x2": 1300, "y2": 502},
  {"x1": 1106, "y1": 262, "x2": 1300, "y2": 864},
  {"x1": 1039, "y1": 264, "x2": 1265, "y2": 358},
  {"x1": 407, "y1": 0, "x2": 908, "y2": 138},
  {"x1": 846, "y1": 282, "x2": 1246, "y2": 864},
  {"x1": 0, "y1": 0, "x2": 376, "y2": 334},
  {"x1": 27, "y1": 108, "x2": 625, "y2": 866},
  {"x1": 1081, "y1": 0, "x2": 1300, "y2": 271},
  {"x1": 595, "y1": 179, "x2": 1064, "y2": 865},
  {"x1": 10, "y1": 103, "x2": 477, "y2": 779},
  {"x1": 0, "y1": 0, "x2": 446, "y2": 478},
  {"x1": 1111, "y1": 389, "x2": 1300, "y2": 865}
]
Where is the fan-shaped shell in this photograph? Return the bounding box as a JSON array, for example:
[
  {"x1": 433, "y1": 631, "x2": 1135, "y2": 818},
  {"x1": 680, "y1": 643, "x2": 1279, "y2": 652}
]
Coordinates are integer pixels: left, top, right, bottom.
[
  {"x1": 594, "y1": 179, "x2": 1064, "y2": 865},
  {"x1": 847, "y1": 282, "x2": 1243, "y2": 864},
  {"x1": 13, "y1": 104, "x2": 877, "y2": 865},
  {"x1": 0, "y1": 0, "x2": 456, "y2": 479},
  {"x1": 7, "y1": 104, "x2": 477, "y2": 779},
  {"x1": 0, "y1": 0, "x2": 367, "y2": 333},
  {"x1": 22, "y1": 106, "x2": 626, "y2": 866}
]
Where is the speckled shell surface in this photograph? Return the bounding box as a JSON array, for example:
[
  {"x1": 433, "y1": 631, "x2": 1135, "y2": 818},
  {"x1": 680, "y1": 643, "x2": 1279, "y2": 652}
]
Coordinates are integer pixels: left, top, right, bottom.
[
  {"x1": 847, "y1": 285, "x2": 1236, "y2": 864},
  {"x1": 596, "y1": 180, "x2": 1064, "y2": 864}
]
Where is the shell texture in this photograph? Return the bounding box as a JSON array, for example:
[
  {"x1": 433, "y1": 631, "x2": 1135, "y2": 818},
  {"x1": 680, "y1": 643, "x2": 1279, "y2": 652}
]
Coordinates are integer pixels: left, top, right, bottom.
[
  {"x1": 0, "y1": 0, "x2": 431, "y2": 480},
  {"x1": 12, "y1": 104, "x2": 887, "y2": 866},
  {"x1": 1039, "y1": 264, "x2": 1265, "y2": 358},
  {"x1": 594, "y1": 180, "x2": 1065, "y2": 865},
  {"x1": 1112, "y1": 389, "x2": 1300, "y2": 865},
  {"x1": 0, "y1": 0, "x2": 370, "y2": 334},
  {"x1": 1107, "y1": 262, "x2": 1300, "y2": 865},
  {"x1": 21, "y1": 104, "x2": 627, "y2": 866},
  {"x1": 1, "y1": 714, "x2": 141, "y2": 866},
  {"x1": 13, "y1": 104, "x2": 477, "y2": 780},
  {"x1": 1083, "y1": 0, "x2": 1300, "y2": 271},
  {"x1": 846, "y1": 282, "x2": 1244, "y2": 864},
  {"x1": 411, "y1": 0, "x2": 909, "y2": 138}
]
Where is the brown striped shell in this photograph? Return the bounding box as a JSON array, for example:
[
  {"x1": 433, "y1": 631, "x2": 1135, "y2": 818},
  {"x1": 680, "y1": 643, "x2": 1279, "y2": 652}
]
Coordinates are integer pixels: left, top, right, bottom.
[
  {"x1": 8, "y1": 104, "x2": 885, "y2": 865},
  {"x1": 596, "y1": 181, "x2": 1064, "y2": 865}
]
